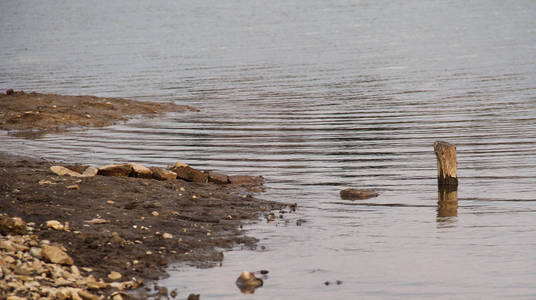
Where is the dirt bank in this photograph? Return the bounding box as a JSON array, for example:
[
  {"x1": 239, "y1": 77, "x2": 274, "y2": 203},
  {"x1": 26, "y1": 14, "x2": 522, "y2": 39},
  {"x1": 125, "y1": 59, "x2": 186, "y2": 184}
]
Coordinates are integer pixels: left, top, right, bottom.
[
  {"x1": 0, "y1": 90, "x2": 292, "y2": 299},
  {"x1": 0, "y1": 90, "x2": 197, "y2": 138}
]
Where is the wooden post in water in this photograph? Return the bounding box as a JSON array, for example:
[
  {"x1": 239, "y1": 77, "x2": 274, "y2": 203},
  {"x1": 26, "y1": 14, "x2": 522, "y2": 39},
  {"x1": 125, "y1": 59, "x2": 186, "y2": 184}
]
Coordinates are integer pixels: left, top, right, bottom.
[
  {"x1": 434, "y1": 141, "x2": 458, "y2": 186},
  {"x1": 437, "y1": 185, "x2": 458, "y2": 218}
]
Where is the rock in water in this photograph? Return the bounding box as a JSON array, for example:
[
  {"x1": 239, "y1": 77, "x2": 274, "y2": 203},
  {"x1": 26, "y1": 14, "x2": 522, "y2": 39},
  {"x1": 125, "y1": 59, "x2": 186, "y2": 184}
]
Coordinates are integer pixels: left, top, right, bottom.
[
  {"x1": 169, "y1": 165, "x2": 208, "y2": 183},
  {"x1": 340, "y1": 188, "x2": 378, "y2": 200},
  {"x1": 235, "y1": 271, "x2": 263, "y2": 294},
  {"x1": 206, "y1": 171, "x2": 230, "y2": 184},
  {"x1": 228, "y1": 175, "x2": 264, "y2": 185},
  {"x1": 42, "y1": 245, "x2": 74, "y2": 265},
  {"x1": 98, "y1": 164, "x2": 132, "y2": 177},
  {"x1": 0, "y1": 216, "x2": 27, "y2": 235}
]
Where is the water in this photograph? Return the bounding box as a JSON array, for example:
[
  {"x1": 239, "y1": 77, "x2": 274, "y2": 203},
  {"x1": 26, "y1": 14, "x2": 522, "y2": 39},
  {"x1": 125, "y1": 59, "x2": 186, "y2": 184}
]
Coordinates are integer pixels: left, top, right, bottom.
[{"x1": 2, "y1": 0, "x2": 536, "y2": 298}]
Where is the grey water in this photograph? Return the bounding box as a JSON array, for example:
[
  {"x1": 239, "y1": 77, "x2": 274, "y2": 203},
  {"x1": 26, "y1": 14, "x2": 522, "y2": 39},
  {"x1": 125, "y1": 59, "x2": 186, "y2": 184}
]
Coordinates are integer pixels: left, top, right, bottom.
[{"x1": 1, "y1": 0, "x2": 536, "y2": 298}]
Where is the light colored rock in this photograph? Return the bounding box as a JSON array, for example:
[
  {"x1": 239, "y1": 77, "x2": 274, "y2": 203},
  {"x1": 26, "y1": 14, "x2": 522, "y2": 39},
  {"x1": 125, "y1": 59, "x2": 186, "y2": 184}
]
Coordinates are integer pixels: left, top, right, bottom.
[
  {"x1": 84, "y1": 218, "x2": 107, "y2": 224},
  {"x1": 30, "y1": 247, "x2": 43, "y2": 259},
  {"x1": 7, "y1": 296, "x2": 27, "y2": 300},
  {"x1": 167, "y1": 161, "x2": 189, "y2": 169},
  {"x1": 107, "y1": 271, "x2": 122, "y2": 281},
  {"x1": 98, "y1": 164, "x2": 132, "y2": 177},
  {"x1": 235, "y1": 271, "x2": 263, "y2": 293},
  {"x1": 46, "y1": 220, "x2": 65, "y2": 231},
  {"x1": 151, "y1": 211, "x2": 159, "y2": 216},
  {"x1": 0, "y1": 240, "x2": 28, "y2": 252},
  {"x1": 50, "y1": 166, "x2": 83, "y2": 177},
  {"x1": 162, "y1": 232, "x2": 173, "y2": 239},
  {"x1": 149, "y1": 167, "x2": 177, "y2": 181},
  {"x1": 78, "y1": 290, "x2": 100, "y2": 300},
  {"x1": 39, "y1": 179, "x2": 54, "y2": 185},
  {"x1": 128, "y1": 163, "x2": 153, "y2": 178},
  {"x1": 81, "y1": 166, "x2": 99, "y2": 177},
  {"x1": 42, "y1": 244, "x2": 74, "y2": 265},
  {"x1": 66, "y1": 184, "x2": 80, "y2": 190}
]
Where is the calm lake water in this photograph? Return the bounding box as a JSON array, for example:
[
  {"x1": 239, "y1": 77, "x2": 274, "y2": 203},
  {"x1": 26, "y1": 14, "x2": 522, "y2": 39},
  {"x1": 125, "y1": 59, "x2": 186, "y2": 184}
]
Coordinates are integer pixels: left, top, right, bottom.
[{"x1": 2, "y1": 0, "x2": 536, "y2": 298}]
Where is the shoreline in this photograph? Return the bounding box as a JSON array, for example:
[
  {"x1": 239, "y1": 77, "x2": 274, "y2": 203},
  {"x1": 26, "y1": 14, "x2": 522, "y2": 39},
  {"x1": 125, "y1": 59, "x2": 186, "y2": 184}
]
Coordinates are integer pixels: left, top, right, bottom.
[{"x1": 0, "y1": 91, "x2": 291, "y2": 299}]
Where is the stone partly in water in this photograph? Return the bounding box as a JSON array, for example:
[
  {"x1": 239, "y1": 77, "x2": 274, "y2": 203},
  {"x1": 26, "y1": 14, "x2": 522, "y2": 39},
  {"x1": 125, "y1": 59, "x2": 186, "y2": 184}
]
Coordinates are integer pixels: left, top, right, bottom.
[
  {"x1": 0, "y1": 216, "x2": 27, "y2": 235},
  {"x1": 98, "y1": 164, "x2": 132, "y2": 177},
  {"x1": 149, "y1": 167, "x2": 177, "y2": 181},
  {"x1": 206, "y1": 171, "x2": 230, "y2": 184},
  {"x1": 340, "y1": 188, "x2": 379, "y2": 200},
  {"x1": 169, "y1": 165, "x2": 208, "y2": 183},
  {"x1": 235, "y1": 271, "x2": 263, "y2": 294},
  {"x1": 228, "y1": 175, "x2": 264, "y2": 185},
  {"x1": 81, "y1": 166, "x2": 99, "y2": 177},
  {"x1": 42, "y1": 244, "x2": 74, "y2": 265}
]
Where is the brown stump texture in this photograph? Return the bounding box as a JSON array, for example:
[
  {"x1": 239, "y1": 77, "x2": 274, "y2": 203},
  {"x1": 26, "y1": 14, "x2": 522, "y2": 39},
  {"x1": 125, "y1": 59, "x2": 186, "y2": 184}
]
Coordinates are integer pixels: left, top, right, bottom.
[{"x1": 434, "y1": 141, "x2": 458, "y2": 186}]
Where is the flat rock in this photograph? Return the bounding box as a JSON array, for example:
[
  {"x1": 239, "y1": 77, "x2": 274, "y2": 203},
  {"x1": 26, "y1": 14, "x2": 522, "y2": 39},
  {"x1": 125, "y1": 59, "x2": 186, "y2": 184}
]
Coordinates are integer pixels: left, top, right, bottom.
[
  {"x1": 107, "y1": 271, "x2": 122, "y2": 281},
  {"x1": 98, "y1": 164, "x2": 132, "y2": 177},
  {"x1": 170, "y1": 165, "x2": 208, "y2": 183},
  {"x1": 82, "y1": 166, "x2": 99, "y2": 177},
  {"x1": 128, "y1": 163, "x2": 153, "y2": 178},
  {"x1": 149, "y1": 167, "x2": 177, "y2": 180},
  {"x1": 50, "y1": 166, "x2": 83, "y2": 177},
  {"x1": 229, "y1": 175, "x2": 264, "y2": 185},
  {"x1": 340, "y1": 188, "x2": 379, "y2": 200},
  {"x1": 206, "y1": 171, "x2": 229, "y2": 184},
  {"x1": 0, "y1": 216, "x2": 27, "y2": 235},
  {"x1": 42, "y1": 244, "x2": 74, "y2": 265}
]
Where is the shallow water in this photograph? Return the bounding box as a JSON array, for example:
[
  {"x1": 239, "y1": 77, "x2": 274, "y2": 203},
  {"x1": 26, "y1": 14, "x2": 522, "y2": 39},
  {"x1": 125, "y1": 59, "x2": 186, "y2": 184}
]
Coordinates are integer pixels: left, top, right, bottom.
[{"x1": 1, "y1": 0, "x2": 536, "y2": 298}]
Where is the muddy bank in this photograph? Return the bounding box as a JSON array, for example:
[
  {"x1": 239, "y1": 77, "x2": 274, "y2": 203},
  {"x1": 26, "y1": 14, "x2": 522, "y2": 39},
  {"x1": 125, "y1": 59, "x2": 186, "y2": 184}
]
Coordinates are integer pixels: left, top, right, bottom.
[
  {"x1": 0, "y1": 90, "x2": 197, "y2": 137},
  {"x1": 0, "y1": 152, "x2": 289, "y2": 298}
]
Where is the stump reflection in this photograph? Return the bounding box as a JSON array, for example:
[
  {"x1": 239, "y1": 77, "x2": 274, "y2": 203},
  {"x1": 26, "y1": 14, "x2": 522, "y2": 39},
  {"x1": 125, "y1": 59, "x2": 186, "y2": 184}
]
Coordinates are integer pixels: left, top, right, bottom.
[{"x1": 437, "y1": 185, "x2": 458, "y2": 220}]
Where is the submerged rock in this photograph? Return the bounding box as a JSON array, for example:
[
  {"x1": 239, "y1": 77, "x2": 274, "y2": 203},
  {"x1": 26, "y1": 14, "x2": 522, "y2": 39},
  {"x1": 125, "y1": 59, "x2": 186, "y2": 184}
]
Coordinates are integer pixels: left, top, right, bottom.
[
  {"x1": 340, "y1": 188, "x2": 379, "y2": 200},
  {"x1": 229, "y1": 175, "x2": 264, "y2": 185}
]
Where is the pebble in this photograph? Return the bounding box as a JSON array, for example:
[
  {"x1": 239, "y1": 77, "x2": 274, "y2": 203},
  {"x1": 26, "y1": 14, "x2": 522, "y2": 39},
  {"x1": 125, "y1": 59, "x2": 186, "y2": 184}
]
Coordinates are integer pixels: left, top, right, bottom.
[
  {"x1": 151, "y1": 211, "x2": 159, "y2": 216},
  {"x1": 162, "y1": 233, "x2": 173, "y2": 239},
  {"x1": 46, "y1": 220, "x2": 65, "y2": 231},
  {"x1": 107, "y1": 271, "x2": 122, "y2": 281}
]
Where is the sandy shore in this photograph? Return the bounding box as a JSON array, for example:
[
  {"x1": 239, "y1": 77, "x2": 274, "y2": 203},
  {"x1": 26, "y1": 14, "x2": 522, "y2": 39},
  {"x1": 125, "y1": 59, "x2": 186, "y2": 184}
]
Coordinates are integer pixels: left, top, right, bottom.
[{"x1": 0, "y1": 91, "x2": 291, "y2": 299}]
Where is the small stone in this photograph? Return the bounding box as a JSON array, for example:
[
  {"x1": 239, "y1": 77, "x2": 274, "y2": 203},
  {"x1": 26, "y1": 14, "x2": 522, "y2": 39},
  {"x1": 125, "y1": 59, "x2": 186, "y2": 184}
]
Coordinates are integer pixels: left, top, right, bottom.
[
  {"x1": 66, "y1": 184, "x2": 80, "y2": 190},
  {"x1": 146, "y1": 251, "x2": 152, "y2": 255},
  {"x1": 0, "y1": 216, "x2": 27, "y2": 235},
  {"x1": 162, "y1": 233, "x2": 173, "y2": 239},
  {"x1": 170, "y1": 289, "x2": 178, "y2": 298},
  {"x1": 340, "y1": 188, "x2": 379, "y2": 200},
  {"x1": 77, "y1": 290, "x2": 100, "y2": 300},
  {"x1": 107, "y1": 200, "x2": 115, "y2": 205},
  {"x1": 98, "y1": 164, "x2": 132, "y2": 177},
  {"x1": 42, "y1": 244, "x2": 74, "y2": 265},
  {"x1": 149, "y1": 167, "x2": 177, "y2": 181},
  {"x1": 50, "y1": 166, "x2": 83, "y2": 177},
  {"x1": 6, "y1": 88, "x2": 14, "y2": 95},
  {"x1": 84, "y1": 218, "x2": 107, "y2": 224},
  {"x1": 46, "y1": 220, "x2": 65, "y2": 231},
  {"x1": 81, "y1": 166, "x2": 99, "y2": 177},
  {"x1": 30, "y1": 247, "x2": 43, "y2": 258},
  {"x1": 187, "y1": 294, "x2": 200, "y2": 300},
  {"x1": 151, "y1": 211, "x2": 159, "y2": 217},
  {"x1": 107, "y1": 271, "x2": 122, "y2": 281},
  {"x1": 39, "y1": 179, "x2": 54, "y2": 185}
]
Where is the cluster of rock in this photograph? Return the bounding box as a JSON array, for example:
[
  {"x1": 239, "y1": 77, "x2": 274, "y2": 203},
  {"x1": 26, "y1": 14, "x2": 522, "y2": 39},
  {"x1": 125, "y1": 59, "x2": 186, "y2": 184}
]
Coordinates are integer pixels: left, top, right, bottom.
[
  {"x1": 49, "y1": 161, "x2": 264, "y2": 185},
  {"x1": 1, "y1": 215, "x2": 141, "y2": 300}
]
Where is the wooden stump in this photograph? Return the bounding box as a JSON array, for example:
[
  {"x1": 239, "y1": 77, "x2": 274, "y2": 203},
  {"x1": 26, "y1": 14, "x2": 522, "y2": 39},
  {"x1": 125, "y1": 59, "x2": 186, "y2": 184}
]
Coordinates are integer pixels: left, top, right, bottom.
[
  {"x1": 434, "y1": 141, "x2": 458, "y2": 186},
  {"x1": 437, "y1": 185, "x2": 458, "y2": 218}
]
